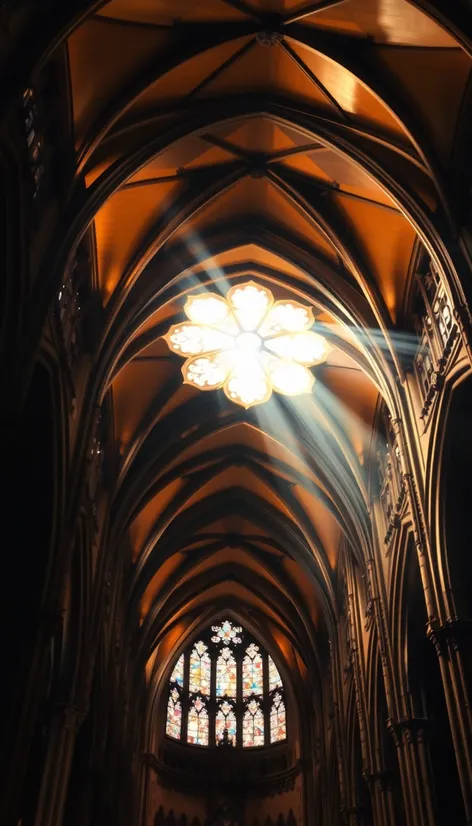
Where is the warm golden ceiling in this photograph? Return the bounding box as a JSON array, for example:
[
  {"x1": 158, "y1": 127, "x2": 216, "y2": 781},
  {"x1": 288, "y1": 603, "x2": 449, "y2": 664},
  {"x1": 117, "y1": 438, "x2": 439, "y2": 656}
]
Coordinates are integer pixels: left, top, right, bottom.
[{"x1": 66, "y1": 0, "x2": 471, "y2": 685}]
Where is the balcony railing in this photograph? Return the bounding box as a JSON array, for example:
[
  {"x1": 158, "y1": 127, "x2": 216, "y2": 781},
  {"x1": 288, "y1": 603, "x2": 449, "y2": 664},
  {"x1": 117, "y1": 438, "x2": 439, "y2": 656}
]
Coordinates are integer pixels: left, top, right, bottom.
[
  {"x1": 57, "y1": 262, "x2": 82, "y2": 370},
  {"x1": 376, "y1": 415, "x2": 406, "y2": 547},
  {"x1": 413, "y1": 263, "x2": 458, "y2": 421},
  {"x1": 22, "y1": 88, "x2": 44, "y2": 199}
]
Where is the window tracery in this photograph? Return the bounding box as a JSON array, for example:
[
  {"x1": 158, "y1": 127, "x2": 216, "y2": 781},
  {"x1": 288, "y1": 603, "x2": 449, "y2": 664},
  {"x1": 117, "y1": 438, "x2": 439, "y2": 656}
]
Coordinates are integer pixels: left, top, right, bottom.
[{"x1": 165, "y1": 619, "x2": 286, "y2": 748}]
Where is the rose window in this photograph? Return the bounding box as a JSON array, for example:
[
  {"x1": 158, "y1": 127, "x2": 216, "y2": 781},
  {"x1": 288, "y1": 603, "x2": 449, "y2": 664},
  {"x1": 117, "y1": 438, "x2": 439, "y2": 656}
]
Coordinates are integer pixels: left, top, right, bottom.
[{"x1": 163, "y1": 281, "x2": 329, "y2": 408}]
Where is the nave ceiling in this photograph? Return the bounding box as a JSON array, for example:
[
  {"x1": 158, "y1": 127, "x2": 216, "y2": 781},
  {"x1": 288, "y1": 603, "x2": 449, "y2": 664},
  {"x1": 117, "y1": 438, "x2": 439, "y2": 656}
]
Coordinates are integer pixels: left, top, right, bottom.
[{"x1": 60, "y1": 0, "x2": 472, "y2": 693}]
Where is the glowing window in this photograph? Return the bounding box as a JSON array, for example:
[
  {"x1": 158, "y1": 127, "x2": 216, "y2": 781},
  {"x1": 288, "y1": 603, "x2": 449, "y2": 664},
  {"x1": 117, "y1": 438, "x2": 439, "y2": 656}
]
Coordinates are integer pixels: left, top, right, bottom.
[
  {"x1": 211, "y1": 620, "x2": 242, "y2": 645},
  {"x1": 268, "y1": 655, "x2": 283, "y2": 692},
  {"x1": 270, "y1": 692, "x2": 286, "y2": 743},
  {"x1": 242, "y1": 643, "x2": 263, "y2": 697},
  {"x1": 243, "y1": 699, "x2": 265, "y2": 747},
  {"x1": 163, "y1": 281, "x2": 329, "y2": 409},
  {"x1": 164, "y1": 619, "x2": 286, "y2": 748},
  {"x1": 170, "y1": 654, "x2": 184, "y2": 687},
  {"x1": 216, "y1": 700, "x2": 237, "y2": 745},
  {"x1": 166, "y1": 687, "x2": 182, "y2": 740},
  {"x1": 187, "y1": 697, "x2": 209, "y2": 746},
  {"x1": 216, "y1": 647, "x2": 237, "y2": 698},
  {"x1": 189, "y1": 641, "x2": 211, "y2": 695}
]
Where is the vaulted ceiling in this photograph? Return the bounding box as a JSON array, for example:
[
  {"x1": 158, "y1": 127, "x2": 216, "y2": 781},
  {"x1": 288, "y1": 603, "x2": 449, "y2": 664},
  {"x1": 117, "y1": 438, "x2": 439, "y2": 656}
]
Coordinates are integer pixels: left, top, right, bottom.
[{"x1": 65, "y1": 0, "x2": 471, "y2": 692}]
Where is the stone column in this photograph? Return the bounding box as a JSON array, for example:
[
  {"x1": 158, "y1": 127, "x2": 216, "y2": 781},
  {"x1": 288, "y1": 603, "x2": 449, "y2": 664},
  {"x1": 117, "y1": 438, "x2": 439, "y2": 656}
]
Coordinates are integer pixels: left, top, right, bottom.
[
  {"x1": 33, "y1": 702, "x2": 86, "y2": 826},
  {"x1": 427, "y1": 619, "x2": 472, "y2": 824},
  {"x1": 388, "y1": 718, "x2": 437, "y2": 826},
  {"x1": 364, "y1": 770, "x2": 397, "y2": 826}
]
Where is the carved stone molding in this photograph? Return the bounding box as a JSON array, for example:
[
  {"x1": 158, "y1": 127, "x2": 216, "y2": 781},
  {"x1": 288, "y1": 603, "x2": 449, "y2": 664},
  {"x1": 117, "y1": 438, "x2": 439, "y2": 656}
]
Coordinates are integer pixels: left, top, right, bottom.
[
  {"x1": 363, "y1": 768, "x2": 392, "y2": 792},
  {"x1": 427, "y1": 618, "x2": 472, "y2": 656},
  {"x1": 387, "y1": 717, "x2": 430, "y2": 748}
]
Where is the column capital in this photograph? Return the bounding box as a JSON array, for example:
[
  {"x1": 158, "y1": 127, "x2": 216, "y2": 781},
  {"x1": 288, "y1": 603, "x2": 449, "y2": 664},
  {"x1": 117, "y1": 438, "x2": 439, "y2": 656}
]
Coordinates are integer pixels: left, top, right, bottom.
[
  {"x1": 363, "y1": 768, "x2": 392, "y2": 791},
  {"x1": 387, "y1": 716, "x2": 430, "y2": 747},
  {"x1": 427, "y1": 618, "x2": 472, "y2": 656}
]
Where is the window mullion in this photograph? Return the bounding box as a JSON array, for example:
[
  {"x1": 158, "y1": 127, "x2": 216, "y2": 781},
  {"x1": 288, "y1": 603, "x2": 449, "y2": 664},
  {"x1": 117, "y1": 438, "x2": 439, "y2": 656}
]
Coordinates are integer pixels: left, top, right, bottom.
[
  {"x1": 263, "y1": 651, "x2": 270, "y2": 745},
  {"x1": 210, "y1": 646, "x2": 217, "y2": 744},
  {"x1": 237, "y1": 648, "x2": 243, "y2": 747},
  {"x1": 182, "y1": 652, "x2": 190, "y2": 742}
]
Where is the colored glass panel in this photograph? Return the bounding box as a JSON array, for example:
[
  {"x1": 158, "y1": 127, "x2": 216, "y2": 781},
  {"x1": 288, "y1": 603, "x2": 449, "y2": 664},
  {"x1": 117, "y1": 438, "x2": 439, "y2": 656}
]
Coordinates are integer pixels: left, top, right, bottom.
[
  {"x1": 270, "y1": 692, "x2": 286, "y2": 743},
  {"x1": 268, "y1": 655, "x2": 282, "y2": 692},
  {"x1": 211, "y1": 620, "x2": 242, "y2": 645},
  {"x1": 170, "y1": 653, "x2": 184, "y2": 687},
  {"x1": 187, "y1": 697, "x2": 209, "y2": 745},
  {"x1": 166, "y1": 687, "x2": 182, "y2": 740},
  {"x1": 242, "y1": 699, "x2": 264, "y2": 747},
  {"x1": 215, "y1": 700, "x2": 237, "y2": 744},
  {"x1": 189, "y1": 641, "x2": 211, "y2": 695},
  {"x1": 242, "y1": 643, "x2": 263, "y2": 697},
  {"x1": 216, "y1": 647, "x2": 237, "y2": 698}
]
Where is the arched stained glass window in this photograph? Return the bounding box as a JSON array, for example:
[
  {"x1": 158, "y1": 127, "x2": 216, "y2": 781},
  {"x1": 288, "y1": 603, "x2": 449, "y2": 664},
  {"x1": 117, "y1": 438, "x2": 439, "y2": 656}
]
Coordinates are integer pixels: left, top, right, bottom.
[
  {"x1": 164, "y1": 619, "x2": 286, "y2": 748},
  {"x1": 166, "y1": 687, "x2": 182, "y2": 740},
  {"x1": 268, "y1": 655, "x2": 282, "y2": 692},
  {"x1": 243, "y1": 699, "x2": 264, "y2": 747},
  {"x1": 216, "y1": 646, "x2": 237, "y2": 698},
  {"x1": 187, "y1": 697, "x2": 209, "y2": 745},
  {"x1": 242, "y1": 643, "x2": 263, "y2": 697},
  {"x1": 189, "y1": 641, "x2": 211, "y2": 695},
  {"x1": 270, "y1": 691, "x2": 286, "y2": 743},
  {"x1": 216, "y1": 700, "x2": 237, "y2": 745},
  {"x1": 170, "y1": 653, "x2": 184, "y2": 687}
]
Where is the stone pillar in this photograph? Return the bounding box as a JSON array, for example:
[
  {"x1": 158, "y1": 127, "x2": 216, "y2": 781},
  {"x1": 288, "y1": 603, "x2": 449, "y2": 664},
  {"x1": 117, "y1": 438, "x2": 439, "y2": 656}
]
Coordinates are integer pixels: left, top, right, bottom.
[
  {"x1": 33, "y1": 702, "x2": 86, "y2": 826},
  {"x1": 427, "y1": 619, "x2": 472, "y2": 824},
  {"x1": 388, "y1": 718, "x2": 437, "y2": 826},
  {"x1": 364, "y1": 770, "x2": 397, "y2": 826}
]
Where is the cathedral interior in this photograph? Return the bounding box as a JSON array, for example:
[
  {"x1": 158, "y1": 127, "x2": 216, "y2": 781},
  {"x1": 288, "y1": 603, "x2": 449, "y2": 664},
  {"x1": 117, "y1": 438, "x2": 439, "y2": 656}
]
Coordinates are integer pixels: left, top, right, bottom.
[{"x1": 2, "y1": 1, "x2": 472, "y2": 825}]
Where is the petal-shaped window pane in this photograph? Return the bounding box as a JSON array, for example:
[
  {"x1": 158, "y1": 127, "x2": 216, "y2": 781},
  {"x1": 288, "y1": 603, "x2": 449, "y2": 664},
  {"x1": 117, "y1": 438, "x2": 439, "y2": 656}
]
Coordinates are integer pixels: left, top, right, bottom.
[
  {"x1": 243, "y1": 699, "x2": 264, "y2": 747},
  {"x1": 215, "y1": 700, "x2": 237, "y2": 745},
  {"x1": 243, "y1": 643, "x2": 263, "y2": 697},
  {"x1": 224, "y1": 358, "x2": 272, "y2": 408},
  {"x1": 270, "y1": 692, "x2": 286, "y2": 743},
  {"x1": 187, "y1": 698, "x2": 209, "y2": 745},
  {"x1": 216, "y1": 647, "x2": 237, "y2": 698},
  {"x1": 183, "y1": 352, "x2": 232, "y2": 390},
  {"x1": 258, "y1": 301, "x2": 314, "y2": 337},
  {"x1": 264, "y1": 331, "x2": 328, "y2": 365},
  {"x1": 262, "y1": 354, "x2": 314, "y2": 396},
  {"x1": 189, "y1": 642, "x2": 211, "y2": 695},
  {"x1": 227, "y1": 282, "x2": 273, "y2": 331},
  {"x1": 165, "y1": 323, "x2": 234, "y2": 356},
  {"x1": 170, "y1": 654, "x2": 184, "y2": 687},
  {"x1": 166, "y1": 687, "x2": 182, "y2": 740},
  {"x1": 268, "y1": 656, "x2": 282, "y2": 692},
  {"x1": 185, "y1": 293, "x2": 230, "y2": 326}
]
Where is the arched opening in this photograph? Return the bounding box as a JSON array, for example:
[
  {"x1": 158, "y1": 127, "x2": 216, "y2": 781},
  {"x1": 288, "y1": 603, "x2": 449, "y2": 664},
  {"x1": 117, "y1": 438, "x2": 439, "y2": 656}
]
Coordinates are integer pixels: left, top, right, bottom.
[{"x1": 441, "y1": 376, "x2": 472, "y2": 619}]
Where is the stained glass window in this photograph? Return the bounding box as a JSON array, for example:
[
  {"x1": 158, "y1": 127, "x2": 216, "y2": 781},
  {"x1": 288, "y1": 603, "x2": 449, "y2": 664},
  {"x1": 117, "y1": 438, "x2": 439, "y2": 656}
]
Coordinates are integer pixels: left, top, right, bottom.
[
  {"x1": 166, "y1": 687, "x2": 182, "y2": 740},
  {"x1": 211, "y1": 620, "x2": 242, "y2": 645},
  {"x1": 242, "y1": 699, "x2": 264, "y2": 747},
  {"x1": 216, "y1": 647, "x2": 237, "y2": 698},
  {"x1": 215, "y1": 700, "x2": 237, "y2": 745},
  {"x1": 170, "y1": 654, "x2": 184, "y2": 687},
  {"x1": 242, "y1": 643, "x2": 263, "y2": 697},
  {"x1": 189, "y1": 641, "x2": 211, "y2": 695},
  {"x1": 270, "y1": 692, "x2": 286, "y2": 743},
  {"x1": 164, "y1": 620, "x2": 286, "y2": 748},
  {"x1": 268, "y1": 655, "x2": 282, "y2": 692},
  {"x1": 187, "y1": 697, "x2": 209, "y2": 745}
]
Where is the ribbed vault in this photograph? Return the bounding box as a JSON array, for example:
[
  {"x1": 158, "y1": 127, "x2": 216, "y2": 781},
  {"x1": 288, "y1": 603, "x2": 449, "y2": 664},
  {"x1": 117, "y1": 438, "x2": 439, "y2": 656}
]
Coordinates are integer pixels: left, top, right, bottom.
[{"x1": 58, "y1": 0, "x2": 471, "y2": 718}]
